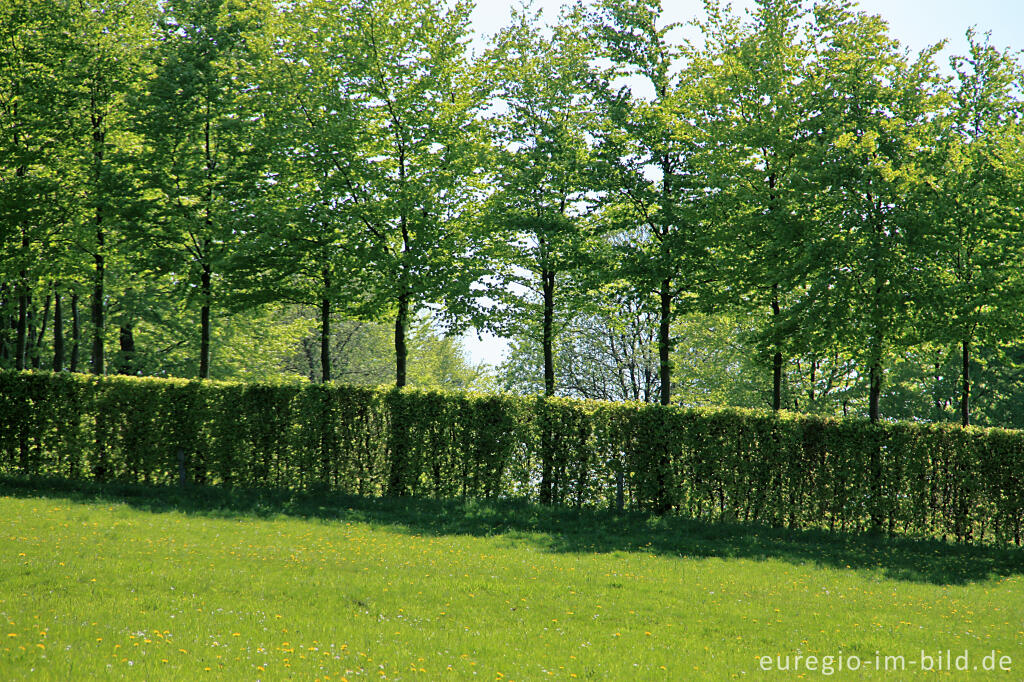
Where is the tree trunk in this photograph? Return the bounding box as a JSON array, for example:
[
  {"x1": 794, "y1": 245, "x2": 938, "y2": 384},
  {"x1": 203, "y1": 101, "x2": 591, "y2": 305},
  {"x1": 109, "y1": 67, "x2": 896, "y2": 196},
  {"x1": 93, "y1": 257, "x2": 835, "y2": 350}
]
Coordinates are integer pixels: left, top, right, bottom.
[
  {"x1": 14, "y1": 138, "x2": 28, "y2": 371},
  {"x1": 542, "y1": 266, "x2": 555, "y2": 397},
  {"x1": 320, "y1": 269, "x2": 331, "y2": 384},
  {"x1": 90, "y1": 221, "x2": 105, "y2": 375},
  {"x1": 808, "y1": 359, "x2": 817, "y2": 405},
  {"x1": 868, "y1": 360, "x2": 884, "y2": 531},
  {"x1": 117, "y1": 323, "x2": 135, "y2": 375},
  {"x1": 199, "y1": 261, "x2": 211, "y2": 379},
  {"x1": 0, "y1": 284, "x2": 10, "y2": 365},
  {"x1": 53, "y1": 289, "x2": 64, "y2": 371},
  {"x1": 26, "y1": 292, "x2": 35, "y2": 368},
  {"x1": 15, "y1": 284, "x2": 27, "y2": 371},
  {"x1": 658, "y1": 278, "x2": 672, "y2": 406},
  {"x1": 90, "y1": 107, "x2": 106, "y2": 376},
  {"x1": 31, "y1": 292, "x2": 50, "y2": 369},
  {"x1": 395, "y1": 291, "x2": 408, "y2": 387},
  {"x1": 70, "y1": 291, "x2": 80, "y2": 372},
  {"x1": 767, "y1": 171, "x2": 783, "y2": 412},
  {"x1": 869, "y1": 361, "x2": 882, "y2": 423},
  {"x1": 771, "y1": 286, "x2": 782, "y2": 411},
  {"x1": 960, "y1": 338, "x2": 970, "y2": 427},
  {"x1": 201, "y1": 111, "x2": 216, "y2": 380}
]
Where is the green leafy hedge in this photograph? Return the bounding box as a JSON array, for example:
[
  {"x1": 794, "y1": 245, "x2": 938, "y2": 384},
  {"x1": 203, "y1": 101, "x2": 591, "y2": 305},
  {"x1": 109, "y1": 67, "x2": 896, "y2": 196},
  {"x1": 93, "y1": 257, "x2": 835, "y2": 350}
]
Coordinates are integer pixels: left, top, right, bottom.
[{"x1": 2, "y1": 371, "x2": 1022, "y2": 544}]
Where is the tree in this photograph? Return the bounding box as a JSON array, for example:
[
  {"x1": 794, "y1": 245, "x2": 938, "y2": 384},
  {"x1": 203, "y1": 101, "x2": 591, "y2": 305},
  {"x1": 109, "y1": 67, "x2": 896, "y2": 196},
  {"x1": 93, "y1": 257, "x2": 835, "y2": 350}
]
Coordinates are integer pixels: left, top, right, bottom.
[
  {"x1": 479, "y1": 5, "x2": 606, "y2": 395},
  {"x1": 589, "y1": 0, "x2": 718, "y2": 406},
  {"x1": 703, "y1": 0, "x2": 823, "y2": 411},
  {"x1": 924, "y1": 30, "x2": 1024, "y2": 425},
  {"x1": 0, "y1": 0, "x2": 80, "y2": 371},
  {"x1": 65, "y1": 0, "x2": 156, "y2": 376},
  {"x1": 232, "y1": 0, "x2": 385, "y2": 384},
  {"x1": 790, "y1": 4, "x2": 947, "y2": 422},
  {"x1": 330, "y1": 0, "x2": 485, "y2": 387},
  {"x1": 480, "y1": 3, "x2": 601, "y2": 397},
  {"x1": 136, "y1": 0, "x2": 260, "y2": 378}
]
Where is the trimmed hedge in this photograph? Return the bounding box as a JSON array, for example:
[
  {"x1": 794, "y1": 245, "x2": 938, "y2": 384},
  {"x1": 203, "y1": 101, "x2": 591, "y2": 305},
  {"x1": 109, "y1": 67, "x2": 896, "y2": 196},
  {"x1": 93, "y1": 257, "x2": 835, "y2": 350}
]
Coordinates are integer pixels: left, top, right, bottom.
[{"x1": 1, "y1": 371, "x2": 1022, "y2": 544}]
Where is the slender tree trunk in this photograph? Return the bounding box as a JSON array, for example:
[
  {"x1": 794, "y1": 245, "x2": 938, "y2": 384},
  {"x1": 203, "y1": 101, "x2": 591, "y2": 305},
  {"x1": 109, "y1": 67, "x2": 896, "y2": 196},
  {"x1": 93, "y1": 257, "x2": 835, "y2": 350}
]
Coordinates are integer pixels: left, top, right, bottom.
[
  {"x1": 90, "y1": 107, "x2": 106, "y2": 376},
  {"x1": 90, "y1": 195, "x2": 107, "y2": 478},
  {"x1": 31, "y1": 292, "x2": 50, "y2": 369},
  {"x1": 394, "y1": 139, "x2": 411, "y2": 389},
  {"x1": 866, "y1": 198, "x2": 885, "y2": 425},
  {"x1": 0, "y1": 284, "x2": 10, "y2": 364},
  {"x1": 869, "y1": 361, "x2": 882, "y2": 423},
  {"x1": 654, "y1": 278, "x2": 674, "y2": 513},
  {"x1": 960, "y1": 338, "x2": 970, "y2": 427},
  {"x1": 117, "y1": 323, "x2": 135, "y2": 374},
  {"x1": 868, "y1": 359, "x2": 884, "y2": 531},
  {"x1": 26, "y1": 293, "x2": 35, "y2": 367},
  {"x1": 15, "y1": 284, "x2": 27, "y2": 371},
  {"x1": 90, "y1": 220, "x2": 105, "y2": 375},
  {"x1": 320, "y1": 269, "x2": 331, "y2": 383},
  {"x1": 395, "y1": 291, "x2": 408, "y2": 387},
  {"x1": 14, "y1": 136, "x2": 28, "y2": 371},
  {"x1": 767, "y1": 172, "x2": 784, "y2": 411},
  {"x1": 771, "y1": 286, "x2": 782, "y2": 411},
  {"x1": 542, "y1": 266, "x2": 555, "y2": 397},
  {"x1": 808, "y1": 359, "x2": 817, "y2": 406},
  {"x1": 53, "y1": 289, "x2": 64, "y2": 371},
  {"x1": 199, "y1": 261, "x2": 211, "y2": 379},
  {"x1": 70, "y1": 292, "x2": 80, "y2": 373},
  {"x1": 201, "y1": 113, "x2": 216, "y2": 380},
  {"x1": 659, "y1": 278, "x2": 672, "y2": 406}
]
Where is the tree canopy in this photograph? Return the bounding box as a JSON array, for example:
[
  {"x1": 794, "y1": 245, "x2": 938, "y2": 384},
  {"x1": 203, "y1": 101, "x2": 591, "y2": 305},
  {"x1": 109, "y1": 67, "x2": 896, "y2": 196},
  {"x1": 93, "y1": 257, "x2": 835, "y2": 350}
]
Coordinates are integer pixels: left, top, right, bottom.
[{"x1": 2, "y1": 0, "x2": 1024, "y2": 428}]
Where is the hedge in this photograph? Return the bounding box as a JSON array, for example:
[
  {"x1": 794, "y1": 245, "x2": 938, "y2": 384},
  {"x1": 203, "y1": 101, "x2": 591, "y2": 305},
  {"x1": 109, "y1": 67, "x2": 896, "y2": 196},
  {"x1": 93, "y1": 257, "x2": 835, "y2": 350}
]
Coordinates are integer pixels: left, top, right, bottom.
[{"x1": 2, "y1": 371, "x2": 1022, "y2": 545}]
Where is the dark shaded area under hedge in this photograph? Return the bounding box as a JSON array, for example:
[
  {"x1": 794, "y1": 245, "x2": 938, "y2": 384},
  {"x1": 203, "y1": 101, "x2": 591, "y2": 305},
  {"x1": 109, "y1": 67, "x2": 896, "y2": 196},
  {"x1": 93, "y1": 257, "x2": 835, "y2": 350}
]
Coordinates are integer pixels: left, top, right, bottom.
[
  {"x1": 2, "y1": 371, "x2": 1022, "y2": 545},
  {"x1": 2, "y1": 476, "x2": 1020, "y2": 585}
]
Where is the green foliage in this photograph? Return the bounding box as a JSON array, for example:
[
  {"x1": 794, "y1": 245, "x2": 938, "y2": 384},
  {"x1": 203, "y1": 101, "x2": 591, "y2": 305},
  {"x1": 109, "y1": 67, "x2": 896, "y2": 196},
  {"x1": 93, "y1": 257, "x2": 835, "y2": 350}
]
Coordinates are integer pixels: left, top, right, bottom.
[
  {"x1": 476, "y1": 3, "x2": 603, "y2": 396},
  {"x1": 134, "y1": 0, "x2": 264, "y2": 378},
  {"x1": 284, "y1": 310, "x2": 488, "y2": 390},
  {"x1": 4, "y1": 0, "x2": 1024, "y2": 435},
  {"x1": 3, "y1": 371, "x2": 1022, "y2": 545}
]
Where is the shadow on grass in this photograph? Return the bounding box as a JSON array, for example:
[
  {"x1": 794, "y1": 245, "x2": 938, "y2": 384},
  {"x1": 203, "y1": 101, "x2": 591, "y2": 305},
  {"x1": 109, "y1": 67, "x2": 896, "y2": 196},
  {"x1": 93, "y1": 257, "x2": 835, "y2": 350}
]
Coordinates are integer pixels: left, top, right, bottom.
[{"x1": 2, "y1": 475, "x2": 1021, "y2": 586}]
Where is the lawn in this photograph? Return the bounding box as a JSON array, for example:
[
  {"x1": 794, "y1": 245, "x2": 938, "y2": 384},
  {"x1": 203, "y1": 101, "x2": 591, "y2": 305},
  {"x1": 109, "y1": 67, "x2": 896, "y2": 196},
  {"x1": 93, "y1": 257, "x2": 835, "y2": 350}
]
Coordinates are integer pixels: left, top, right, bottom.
[{"x1": 0, "y1": 479, "x2": 1021, "y2": 680}]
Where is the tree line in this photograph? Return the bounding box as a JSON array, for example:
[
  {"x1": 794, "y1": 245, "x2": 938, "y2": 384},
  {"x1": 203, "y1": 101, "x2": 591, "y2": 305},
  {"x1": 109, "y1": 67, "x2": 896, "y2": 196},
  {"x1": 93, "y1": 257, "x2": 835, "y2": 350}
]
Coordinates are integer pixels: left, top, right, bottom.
[{"x1": 2, "y1": 0, "x2": 1023, "y2": 426}]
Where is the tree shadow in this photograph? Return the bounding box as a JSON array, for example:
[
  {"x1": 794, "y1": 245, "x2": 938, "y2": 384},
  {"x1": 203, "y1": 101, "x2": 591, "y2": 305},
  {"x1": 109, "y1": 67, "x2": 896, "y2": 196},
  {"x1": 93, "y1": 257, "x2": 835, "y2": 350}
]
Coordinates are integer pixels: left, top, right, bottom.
[{"x1": 2, "y1": 476, "x2": 1021, "y2": 586}]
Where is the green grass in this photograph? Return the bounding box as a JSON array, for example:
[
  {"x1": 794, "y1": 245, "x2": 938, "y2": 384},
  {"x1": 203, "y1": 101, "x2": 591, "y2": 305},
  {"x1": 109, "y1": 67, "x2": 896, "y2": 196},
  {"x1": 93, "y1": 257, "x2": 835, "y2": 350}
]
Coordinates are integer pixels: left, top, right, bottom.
[{"x1": 0, "y1": 479, "x2": 1022, "y2": 680}]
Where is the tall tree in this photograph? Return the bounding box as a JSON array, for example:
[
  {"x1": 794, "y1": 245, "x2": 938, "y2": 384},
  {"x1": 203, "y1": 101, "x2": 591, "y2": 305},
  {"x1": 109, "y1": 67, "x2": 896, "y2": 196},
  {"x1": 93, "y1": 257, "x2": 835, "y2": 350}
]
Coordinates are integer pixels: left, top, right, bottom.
[
  {"x1": 925, "y1": 30, "x2": 1024, "y2": 425},
  {"x1": 704, "y1": 0, "x2": 823, "y2": 411},
  {"x1": 136, "y1": 0, "x2": 259, "y2": 378},
  {"x1": 589, "y1": 0, "x2": 718, "y2": 406},
  {"x1": 68, "y1": 0, "x2": 155, "y2": 376},
  {"x1": 233, "y1": 0, "x2": 379, "y2": 384},
  {"x1": 0, "y1": 0, "x2": 78, "y2": 371},
  {"x1": 792, "y1": 4, "x2": 947, "y2": 422},
  {"x1": 481, "y1": 3, "x2": 599, "y2": 397},
  {"x1": 300, "y1": 0, "x2": 485, "y2": 388}
]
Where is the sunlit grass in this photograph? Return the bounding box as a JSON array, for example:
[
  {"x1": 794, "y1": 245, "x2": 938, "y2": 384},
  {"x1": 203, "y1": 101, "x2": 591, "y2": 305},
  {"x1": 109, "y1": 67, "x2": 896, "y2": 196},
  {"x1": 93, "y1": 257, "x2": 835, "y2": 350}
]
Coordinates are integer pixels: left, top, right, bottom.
[{"x1": 0, "y1": 479, "x2": 1021, "y2": 680}]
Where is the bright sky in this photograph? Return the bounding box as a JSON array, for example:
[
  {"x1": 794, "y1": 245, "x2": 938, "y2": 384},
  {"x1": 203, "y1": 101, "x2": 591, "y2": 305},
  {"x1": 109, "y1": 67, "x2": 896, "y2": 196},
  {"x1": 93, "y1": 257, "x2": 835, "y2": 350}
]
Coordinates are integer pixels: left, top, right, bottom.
[{"x1": 460, "y1": 0, "x2": 1024, "y2": 368}]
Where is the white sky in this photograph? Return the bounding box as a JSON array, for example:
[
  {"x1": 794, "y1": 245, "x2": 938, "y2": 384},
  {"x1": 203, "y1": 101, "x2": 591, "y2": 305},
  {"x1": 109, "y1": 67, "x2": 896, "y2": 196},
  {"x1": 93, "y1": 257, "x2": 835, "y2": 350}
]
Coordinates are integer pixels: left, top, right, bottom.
[{"x1": 461, "y1": 0, "x2": 1024, "y2": 367}]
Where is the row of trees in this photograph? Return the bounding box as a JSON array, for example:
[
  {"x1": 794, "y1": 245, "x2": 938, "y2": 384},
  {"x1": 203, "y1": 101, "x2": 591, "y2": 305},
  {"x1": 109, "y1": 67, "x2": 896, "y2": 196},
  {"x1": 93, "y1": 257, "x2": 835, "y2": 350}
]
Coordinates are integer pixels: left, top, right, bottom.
[{"x1": 2, "y1": 0, "x2": 1023, "y2": 426}]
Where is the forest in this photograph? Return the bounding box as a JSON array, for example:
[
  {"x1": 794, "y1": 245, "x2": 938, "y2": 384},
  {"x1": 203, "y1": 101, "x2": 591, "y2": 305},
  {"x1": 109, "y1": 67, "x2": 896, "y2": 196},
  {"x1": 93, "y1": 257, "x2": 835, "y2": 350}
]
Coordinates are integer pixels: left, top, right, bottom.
[{"x1": 2, "y1": 0, "x2": 1023, "y2": 427}]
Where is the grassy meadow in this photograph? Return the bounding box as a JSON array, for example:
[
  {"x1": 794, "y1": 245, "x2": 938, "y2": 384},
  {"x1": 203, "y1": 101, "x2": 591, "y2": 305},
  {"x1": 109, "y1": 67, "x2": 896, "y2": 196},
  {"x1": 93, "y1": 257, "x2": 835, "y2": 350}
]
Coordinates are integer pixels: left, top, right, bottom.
[{"x1": 0, "y1": 479, "x2": 1022, "y2": 680}]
